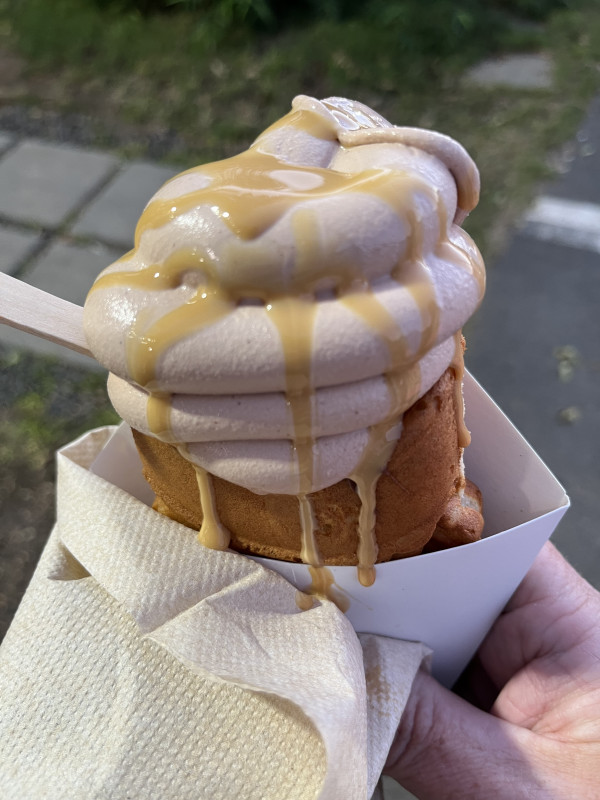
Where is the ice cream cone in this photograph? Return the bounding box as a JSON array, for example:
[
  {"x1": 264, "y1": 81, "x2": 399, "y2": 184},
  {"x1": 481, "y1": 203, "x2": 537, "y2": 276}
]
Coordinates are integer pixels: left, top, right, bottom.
[{"x1": 83, "y1": 96, "x2": 486, "y2": 587}]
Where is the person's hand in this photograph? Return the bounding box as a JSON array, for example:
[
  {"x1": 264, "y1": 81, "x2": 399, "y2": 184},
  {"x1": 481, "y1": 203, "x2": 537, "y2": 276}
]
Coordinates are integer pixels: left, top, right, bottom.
[{"x1": 384, "y1": 542, "x2": 600, "y2": 799}]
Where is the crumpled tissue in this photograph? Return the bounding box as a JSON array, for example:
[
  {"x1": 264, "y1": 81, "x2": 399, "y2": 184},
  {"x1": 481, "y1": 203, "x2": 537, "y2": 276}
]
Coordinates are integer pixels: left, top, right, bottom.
[{"x1": 0, "y1": 427, "x2": 429, "y2": 799}]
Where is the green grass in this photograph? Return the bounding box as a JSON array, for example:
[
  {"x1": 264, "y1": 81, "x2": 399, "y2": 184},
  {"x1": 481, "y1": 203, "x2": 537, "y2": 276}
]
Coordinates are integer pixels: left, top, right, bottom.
[
  {"x1": 0, "y1": 347, "x2": 119, "y2": 639},
  {"x1": 0, "y1": 348, "x2": 118, "y2": 473},
  {"x1": 2, "y1": 0, "x2": 599, "y2": 262}
]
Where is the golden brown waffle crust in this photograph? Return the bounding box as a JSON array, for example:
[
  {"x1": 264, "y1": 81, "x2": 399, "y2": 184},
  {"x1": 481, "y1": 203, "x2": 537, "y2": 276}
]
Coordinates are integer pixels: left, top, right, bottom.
[{"x1": 132, "y1": 367, "x2": 471, "y2": 564}]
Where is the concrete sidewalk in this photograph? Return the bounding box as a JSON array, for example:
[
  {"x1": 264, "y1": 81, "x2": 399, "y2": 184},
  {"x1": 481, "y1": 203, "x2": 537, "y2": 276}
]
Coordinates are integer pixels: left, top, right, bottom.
[{"x1": 0, "y1": 135, "x2": 178, "y2": 365}]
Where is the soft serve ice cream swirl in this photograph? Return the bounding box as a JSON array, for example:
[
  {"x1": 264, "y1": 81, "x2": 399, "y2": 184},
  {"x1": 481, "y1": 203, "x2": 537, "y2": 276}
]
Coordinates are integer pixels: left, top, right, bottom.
[{"x1": 83, "y1": 95, "x2": 485, "y2": 585}]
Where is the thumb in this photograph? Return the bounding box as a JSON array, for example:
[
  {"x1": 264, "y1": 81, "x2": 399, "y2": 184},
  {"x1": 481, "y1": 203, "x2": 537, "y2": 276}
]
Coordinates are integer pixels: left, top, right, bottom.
[{"x1": 384, "y1": 670, "x2": 547, "y2": 800}]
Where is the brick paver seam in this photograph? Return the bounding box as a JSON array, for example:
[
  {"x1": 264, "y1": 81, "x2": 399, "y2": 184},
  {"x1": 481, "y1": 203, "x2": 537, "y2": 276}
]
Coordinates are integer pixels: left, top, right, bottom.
[{"x1": 0, "y1": 145, "x2": 126, "y2": 280}]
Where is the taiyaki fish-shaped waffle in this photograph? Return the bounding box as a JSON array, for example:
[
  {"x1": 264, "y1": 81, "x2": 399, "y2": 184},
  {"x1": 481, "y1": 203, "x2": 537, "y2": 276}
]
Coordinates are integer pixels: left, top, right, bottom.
[{"x1": 83, "y1": 96, "x2": 485, "y2": 586}]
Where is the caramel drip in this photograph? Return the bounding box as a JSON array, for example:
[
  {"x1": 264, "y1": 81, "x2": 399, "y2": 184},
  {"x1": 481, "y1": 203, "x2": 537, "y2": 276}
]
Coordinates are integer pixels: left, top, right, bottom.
[
  {"x1": 451, "y1": 331, "x2": 471, "y2": 449},
  {"x1": 295, "y1": 590, "x2": 315, "y2": 611},
  {"x1": 146, "y1": 391, "x2": 174, "y2": 441},
  {"x1": 134, "y1": 163, "x2": 449, "y2": 300},
  {"x1": 94, "y1": 246, "x2": 208, "y2": 295},
  {"x1": 260, "y1": 107, "x2": 339, "y2": 143},
  {"x1": 138, "y1": 155, "x2": 399, "y2": 245},
  {"x1": 267, "y1": 291, "x2": 320, "y2": 567},
  {"x1": 298, "y1": 495, "x2": 320, "y2": 566},
  {"x1": 351, "y1": 424, "x2": 400, "y2": 587},
  {"x1": 194, "y1": 465, "x2": 231, "y2": 550},
  {"x1": 340, "y1": 288, "x2": 414, "y2": 580},
  {"x1": 400, "y1": 206, "x2": 441, "y2": 353},
  {"x1": 88, "y1": 103, "x2": 484, "y2": 587},
  {"x1": 357, "y1": 566, "x2": 376, "y2": 589},
  {"x1": 306, "y1": 566, "x2": 350, "y2": 612},
  {"x1": 338, "y1": 200, "x2": 442, "y2": 582},
  {"x1": 131, "y1": 287, "x2": 233, "y2": 389},
  {"x1": 95, "y1": 249, "x2": 234, "y2": 389}
]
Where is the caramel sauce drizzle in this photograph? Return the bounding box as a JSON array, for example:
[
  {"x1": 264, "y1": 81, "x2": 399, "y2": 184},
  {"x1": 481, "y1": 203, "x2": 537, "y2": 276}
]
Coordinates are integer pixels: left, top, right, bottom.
[
  {"x1": 261, "y1": 107, "x2": 340, "y2": 143},
  {"x1": 89, "y1": 104, "x2": 482, "y2": 586},
  {"x1": 306, "y1": 566, "x2": 350, "y2": 612},
  {"x1": 194, "y1": 465, "x2": 231, "y2": 550},
  {"x1": 266, "y1": 293, "x2": 320, "y2": 567},
  {"x1": 295, "y1": 590, "x2": 315, "y2": 611},
  {"x1": 146, "y1": 392, "x2": 174, "y2": 442},
  {"x1": 451, "y1": 332, "x2": 471, "y2": 449},
  {"x1": 339, "y1": 204, "x2": 440, "y2": 586},
  {"x1": 294, "y1": 569, "x2": 350, "y2": 614},
  {"x1": 339, "y1": 287, "x2": 411, "y2": 587}
]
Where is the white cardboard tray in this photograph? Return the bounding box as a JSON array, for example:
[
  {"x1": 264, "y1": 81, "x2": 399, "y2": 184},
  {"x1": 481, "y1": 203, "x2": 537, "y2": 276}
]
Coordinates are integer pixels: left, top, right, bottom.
[{"x1": 91, "y1": 372, "x2": 569, "y2": 687}]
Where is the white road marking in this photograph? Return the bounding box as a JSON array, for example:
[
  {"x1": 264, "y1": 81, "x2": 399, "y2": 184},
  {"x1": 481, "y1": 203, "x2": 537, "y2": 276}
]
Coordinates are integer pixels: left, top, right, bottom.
[{"x1": 523, "y1": 196, "x2": 600, "y2": 254}]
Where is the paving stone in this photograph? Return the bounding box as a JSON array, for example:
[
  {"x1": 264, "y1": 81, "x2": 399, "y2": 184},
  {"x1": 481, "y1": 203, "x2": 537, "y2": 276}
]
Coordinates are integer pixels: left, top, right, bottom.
[
  {"x1": 0, "y1": 324, "x2": 101, "y2": 369},
  {"x1": 0, "y1": 224, "x2": 42, "y2": 274},
  {"x1": 1, "y1": 239, "x2": 122, "y2": 367},
  {"x1": 0, "y1": 132, "x2": 14, "y2": 154},
  {"x1": 70, "y1": 161, "x2": 178, "y2": 248},
  {"x1": 0, "y1": 325, "x2": 103, "y2": 372},
  {"x1": 0, "y1": 140, "x2": 118, "y2": 229},
  {"x1": 465, "y1": 53, "x2": 553, "y2": 89},
  {"x1": 22, "y1": 238, "x2": 122, "y2": 305}
]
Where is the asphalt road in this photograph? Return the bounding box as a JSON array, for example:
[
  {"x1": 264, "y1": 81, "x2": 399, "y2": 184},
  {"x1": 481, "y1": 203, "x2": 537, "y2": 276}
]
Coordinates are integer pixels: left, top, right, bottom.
[{"x1": 466, "y1": 96, "x2": 600, "y2": 588}]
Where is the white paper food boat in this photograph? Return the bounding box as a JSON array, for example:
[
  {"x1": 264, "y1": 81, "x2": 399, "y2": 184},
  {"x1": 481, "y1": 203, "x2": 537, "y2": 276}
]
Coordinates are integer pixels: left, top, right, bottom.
[{"x1": 90, "y1": 372, "x2": 569, "y2": 688}]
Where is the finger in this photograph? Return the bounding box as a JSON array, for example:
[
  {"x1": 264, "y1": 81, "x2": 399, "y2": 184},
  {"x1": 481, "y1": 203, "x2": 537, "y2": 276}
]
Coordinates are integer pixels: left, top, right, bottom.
[
  {"x1": 479, "y1": 542, "x2": 600, "y2": 690},
  {"x1": 453, "y1": 652, "x2": 499, "y2": 711},
  {"x1": 385, "y1": 670, "x2": 545, "y2": 800},
  {"x1": 504, "y1": 542, "x2": 568, "y2": 613}
]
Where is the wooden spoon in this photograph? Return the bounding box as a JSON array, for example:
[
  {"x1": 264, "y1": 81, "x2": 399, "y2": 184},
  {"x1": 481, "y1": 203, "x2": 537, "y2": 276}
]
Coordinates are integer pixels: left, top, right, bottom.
[{"x1": 0, "y1": 272, "x2": 92, "y2": 359}]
